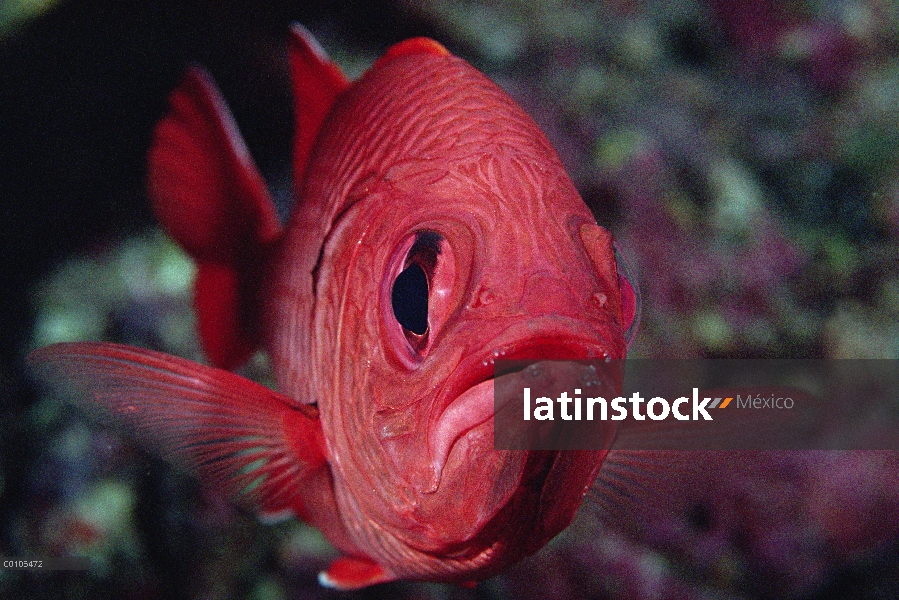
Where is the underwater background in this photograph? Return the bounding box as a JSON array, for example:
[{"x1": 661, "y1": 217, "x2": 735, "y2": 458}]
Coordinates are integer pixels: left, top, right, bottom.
[{"x1": 2, "y1": 0, "x2": 899, "y2": 598}]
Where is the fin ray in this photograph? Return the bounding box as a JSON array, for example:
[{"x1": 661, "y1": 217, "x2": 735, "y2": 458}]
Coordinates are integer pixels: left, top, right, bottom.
[
  {"x1": 29, "y1": 342, "x2": 325, "y2": 521},
  {"x1": 287, "y1": 25, "x2": 350, "y2": 189},
  {"x1": 149, "y1": 67, "x2": 282, "y2": 369}
]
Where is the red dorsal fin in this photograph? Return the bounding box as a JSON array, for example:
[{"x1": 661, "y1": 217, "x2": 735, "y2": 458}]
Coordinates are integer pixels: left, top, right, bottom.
[
  {"x1": 287, "y1": 25, "x2": 351, "y2": 188},
  {"x1": 374, "y1": 37, "x2": 450, "y2": 69},
  {"x1": 29, "y1": 342, "x2": 326, "y2": 522},
  {"x1": 148, "y1": 67, "x2": 282, "y2": 369}
]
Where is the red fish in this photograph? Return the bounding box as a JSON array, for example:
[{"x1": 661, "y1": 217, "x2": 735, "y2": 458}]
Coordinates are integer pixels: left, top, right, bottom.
[{"x1": 29, "y1": 26, "x2": 638, "y2": 589}]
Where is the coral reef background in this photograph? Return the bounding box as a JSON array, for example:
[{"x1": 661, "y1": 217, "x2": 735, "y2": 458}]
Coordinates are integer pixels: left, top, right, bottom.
[{"x1": 2, "y1": 0, "x2": 898, "y2": 598}]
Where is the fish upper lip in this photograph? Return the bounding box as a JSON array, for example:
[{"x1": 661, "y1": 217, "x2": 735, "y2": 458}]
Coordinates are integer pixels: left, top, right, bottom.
[{"x1": 425, "y1": 316, "x2": 615, "y2": 493}]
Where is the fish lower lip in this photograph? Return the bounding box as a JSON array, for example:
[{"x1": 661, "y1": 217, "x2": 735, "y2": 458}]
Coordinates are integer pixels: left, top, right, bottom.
[
  {"x1": 424, "y1": 318, "x2": 618, "y2": 494},
  {"x1": 427, "y1": 358, "x2": 618, "y2": 493},
  {"x1": 427, "y1": 378, "x2": 498, "y2": 492}
]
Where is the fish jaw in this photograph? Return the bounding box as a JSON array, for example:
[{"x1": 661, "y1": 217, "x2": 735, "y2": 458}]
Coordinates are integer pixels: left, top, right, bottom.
[
  {"x1": 427, "y1": 330, "x2": 622, "y2": 495},
  {"x1": 357, "y1": 319, "x2": 622, "y2": 553},
  {"x1": 416, "y1": 358, "x2": 620, "y2": 546},
  {"x1": 320, "y1": 313, "x2": 622, "y2": 578},
  {"x1": 332, "y1": 439, "x2": 608, "y2": 583}
]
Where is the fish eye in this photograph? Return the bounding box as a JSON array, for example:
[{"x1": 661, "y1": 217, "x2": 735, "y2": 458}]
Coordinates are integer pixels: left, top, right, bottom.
[
  {"x1": 388, "y1": 231, "x2": 442, "y2": 353},
  {"x1": 392, "y1": 263, "x2": 429, "y2": 335}
]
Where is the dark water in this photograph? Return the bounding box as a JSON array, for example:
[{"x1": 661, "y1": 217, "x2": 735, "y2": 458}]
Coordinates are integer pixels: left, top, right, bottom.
[{"x1": 3, "y1": 1, "x2": 899, "y2": 598}]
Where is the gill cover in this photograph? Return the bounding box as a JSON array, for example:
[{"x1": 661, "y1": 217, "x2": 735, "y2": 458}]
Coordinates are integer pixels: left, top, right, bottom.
[{"x1": 579, "y1": 224, "x2": 640, "y2": 346}]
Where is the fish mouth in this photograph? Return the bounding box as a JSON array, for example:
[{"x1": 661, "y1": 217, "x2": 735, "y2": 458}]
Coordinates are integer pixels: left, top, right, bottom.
[{"x1": 426, "y1": 316, "x2": 617, "y2": 493}]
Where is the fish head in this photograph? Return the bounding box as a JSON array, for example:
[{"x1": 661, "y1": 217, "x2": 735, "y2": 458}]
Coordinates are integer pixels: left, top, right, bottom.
[{"x1": 276, "y1": 43, "x2": 637, "y2": 576}]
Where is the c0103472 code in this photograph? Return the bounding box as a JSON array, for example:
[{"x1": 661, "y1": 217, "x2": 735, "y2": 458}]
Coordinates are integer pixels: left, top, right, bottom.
[{"x1": 0, "y1": 557, "x2": 89, "y2": 570}]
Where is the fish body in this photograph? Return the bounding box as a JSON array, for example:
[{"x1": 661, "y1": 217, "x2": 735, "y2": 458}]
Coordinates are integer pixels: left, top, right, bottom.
[{"x1": 30, "y1": 27, "x2": 636, "y2": 589}]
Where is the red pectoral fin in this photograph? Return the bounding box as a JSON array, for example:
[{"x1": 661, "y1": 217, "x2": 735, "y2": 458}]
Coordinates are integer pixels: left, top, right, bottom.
[
  {"x1": 149, "y1": 67, "x2": 282, "y2": 369},
  {"x1": 29, "y1": 342, "x2": 325, "y2": 523},
  {"x1": 318, "y1": 556, "x2": 392, "y2": 590},
  {"x1": 591, "y1": 387, "x2": 825, "y2": 538},
  {"x1": 288, "y1": 25, "x2": 350, "y2": 187}
]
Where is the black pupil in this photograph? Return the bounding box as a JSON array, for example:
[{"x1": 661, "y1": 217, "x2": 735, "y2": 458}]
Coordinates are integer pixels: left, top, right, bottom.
[{"x1": 391, "y1": 263, "x2": 429, "y2": 335}]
